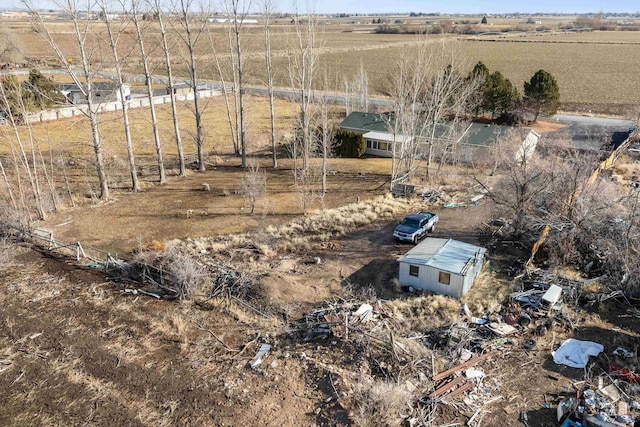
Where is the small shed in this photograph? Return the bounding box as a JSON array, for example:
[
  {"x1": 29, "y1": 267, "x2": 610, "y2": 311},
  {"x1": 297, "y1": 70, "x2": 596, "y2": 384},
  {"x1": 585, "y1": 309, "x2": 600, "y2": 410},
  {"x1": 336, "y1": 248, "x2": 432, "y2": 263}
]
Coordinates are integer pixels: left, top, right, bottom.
[{"x1": 397, "y1": 238, "x2": 486, "y2": 298}]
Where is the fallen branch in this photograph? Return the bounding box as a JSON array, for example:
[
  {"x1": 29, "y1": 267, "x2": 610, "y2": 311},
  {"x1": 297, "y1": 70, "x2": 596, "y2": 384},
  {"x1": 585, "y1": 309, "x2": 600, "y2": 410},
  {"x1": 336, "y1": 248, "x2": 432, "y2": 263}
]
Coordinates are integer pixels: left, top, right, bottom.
[{"x1": 193, "y1": 321, "x2": 237, "y2": 352}]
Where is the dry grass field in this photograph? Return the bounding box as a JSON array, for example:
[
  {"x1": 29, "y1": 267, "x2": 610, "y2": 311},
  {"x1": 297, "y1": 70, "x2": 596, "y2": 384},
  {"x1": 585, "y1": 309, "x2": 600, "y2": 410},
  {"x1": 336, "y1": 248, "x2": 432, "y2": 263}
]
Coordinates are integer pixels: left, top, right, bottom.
[
  {"x1": 476, "y1": 30, "x2": 640, "y2": 43},
  {"x1": 4, "y1": 15, "x2": 640, "y2": 114},
  {"x1": 1, "y1": 94, "x2": 297, "y2": 157}
]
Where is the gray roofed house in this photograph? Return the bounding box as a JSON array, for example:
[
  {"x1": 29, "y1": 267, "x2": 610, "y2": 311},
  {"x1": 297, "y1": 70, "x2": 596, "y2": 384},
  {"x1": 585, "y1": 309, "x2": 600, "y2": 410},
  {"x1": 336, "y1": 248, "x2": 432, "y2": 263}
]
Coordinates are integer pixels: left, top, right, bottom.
[
  {"x1": 339, "y1": 111, "x2": 392, "y2": 134},
  {"x1": 338, "y1": 111, "x2": 539, "y2": 163},
  {"x1": 397, "y1": 238, "x2": 486, "y2": 298},
  {"x1": 546, "y1": 125, "x2": 632, "y2": 153},
  {"x1": 60, "y1": 82, "x2": 130, "y2": 105}
]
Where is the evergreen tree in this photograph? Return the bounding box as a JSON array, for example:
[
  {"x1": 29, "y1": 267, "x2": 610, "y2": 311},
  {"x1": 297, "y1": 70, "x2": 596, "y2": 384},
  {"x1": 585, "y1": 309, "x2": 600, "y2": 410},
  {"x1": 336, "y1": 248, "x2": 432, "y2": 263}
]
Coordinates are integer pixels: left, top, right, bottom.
[
  {"x1": 467, "y1": 61, "x2": 489, "y2": 117},
  {"x1": 0, "y1": 74, "x2": 31, "y2": 120},
  {"x1": 26, "y1": 69, "x2": 64, "y2": 109},
  {"x1": 484, "y1": 71, "x2": 518, "y2": 117},
  {"x1": 524, "y1": 69, "x2": 560, "y2": 122}
]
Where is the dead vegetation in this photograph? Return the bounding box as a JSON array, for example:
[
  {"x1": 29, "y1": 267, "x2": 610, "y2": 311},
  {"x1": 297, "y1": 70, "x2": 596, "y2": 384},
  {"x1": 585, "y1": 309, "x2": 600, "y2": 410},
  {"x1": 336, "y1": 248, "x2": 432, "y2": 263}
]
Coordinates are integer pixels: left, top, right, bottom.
[{"x1": 170, "y1": 193, "x2": 410, "y2": 256}]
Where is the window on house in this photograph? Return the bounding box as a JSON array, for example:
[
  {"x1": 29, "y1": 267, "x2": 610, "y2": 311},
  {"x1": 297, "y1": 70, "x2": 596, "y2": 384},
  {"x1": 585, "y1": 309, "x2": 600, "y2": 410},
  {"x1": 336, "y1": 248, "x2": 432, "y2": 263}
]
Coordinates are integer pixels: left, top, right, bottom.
[
  {"x1": 366, "y1": 140, "x2": 373, "y2": 149},
  {"x1": 379, "y1": 142, "x2": 389, "y2": 151},
  {"x1": 439, "y1": 271, "x2": 451, "y2": 285},
  {"x1": 409, "y1": 265, "x2": 419, "y2": 277}
]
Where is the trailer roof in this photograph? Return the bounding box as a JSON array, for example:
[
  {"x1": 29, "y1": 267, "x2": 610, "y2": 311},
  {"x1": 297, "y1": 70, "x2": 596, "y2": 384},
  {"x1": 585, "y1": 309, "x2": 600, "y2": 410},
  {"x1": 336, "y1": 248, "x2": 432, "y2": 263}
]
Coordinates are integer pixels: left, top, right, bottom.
[{"x1": 398, "y1": 238, "x2": 486, "y2": 275}]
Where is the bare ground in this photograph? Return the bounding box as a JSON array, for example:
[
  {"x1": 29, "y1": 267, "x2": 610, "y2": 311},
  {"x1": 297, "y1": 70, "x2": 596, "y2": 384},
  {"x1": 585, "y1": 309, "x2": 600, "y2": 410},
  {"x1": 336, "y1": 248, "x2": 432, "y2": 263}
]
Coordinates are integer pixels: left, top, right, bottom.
[{"x1": 3, "y1": 188, "x2": 640, "y2": 426}]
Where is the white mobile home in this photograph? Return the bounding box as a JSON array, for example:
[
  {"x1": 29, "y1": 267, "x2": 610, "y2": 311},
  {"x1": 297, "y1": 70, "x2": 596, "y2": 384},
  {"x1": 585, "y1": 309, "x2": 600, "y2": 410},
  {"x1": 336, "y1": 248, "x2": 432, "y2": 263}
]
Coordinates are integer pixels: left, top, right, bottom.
[{"x1": 397, "y1": 238, "x2": 486, "y2": 298}]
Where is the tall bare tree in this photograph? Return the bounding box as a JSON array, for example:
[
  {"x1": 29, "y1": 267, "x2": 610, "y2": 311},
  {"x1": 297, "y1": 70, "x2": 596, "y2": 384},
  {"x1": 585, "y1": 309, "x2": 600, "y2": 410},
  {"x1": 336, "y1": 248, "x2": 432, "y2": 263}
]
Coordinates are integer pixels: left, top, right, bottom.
[
  {"x1": 422, "y1": 41, "x2": 477, "y2": 179},
  {"x1": 206, "y1": 24, "x2": 238, "y2": 155},
  {"x1": 262, "y1": 0, "x2": 278, "y2": 168},
  {"x1": 344, "y1": 62, "x2": 369, "y2": 115},
  {"x1": 223, "y1": 0, "x2": 253, "y2": 167},
  {"x1": 0, "y1": 79, "x2": 45, "y2": 219},
  {"x1": 24, "y1": 0, "x2": 110, "y2": 199},
  {"x1": 131, "y1": 0, "x2": 166, "y2": 184},
  {"x1": 176, "y1": 0, "x2": 210, "y2": 172},
  {"x1": 286, "y1": 1, "x2": 319, "y2": 181},
  {"x1": 100, "y1": 0, "x2": 140, "y2": 191},
  {"x1": 384, "y1": 39, "x2": 478, "y2": 183},
  {"x1": 318, "y1": 94, "x2": 333, "y2": 198},
  {"x1": 155, "y1": 0, "x2": 186, "y2": 177}
]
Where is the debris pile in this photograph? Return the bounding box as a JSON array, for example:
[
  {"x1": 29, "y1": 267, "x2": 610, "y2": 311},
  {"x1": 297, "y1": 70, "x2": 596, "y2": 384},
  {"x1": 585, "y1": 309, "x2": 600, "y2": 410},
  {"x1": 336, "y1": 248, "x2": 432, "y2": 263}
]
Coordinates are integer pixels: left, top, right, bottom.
[
  {"x1": 301, "y1": 302, "x2": 378, "y2": 342},
  {"x1": 299, "y1": 300, "x2": 504, "y2": 425},
  {"x1": 555, "y1": 367, "x2": 640, "y2": 426}
]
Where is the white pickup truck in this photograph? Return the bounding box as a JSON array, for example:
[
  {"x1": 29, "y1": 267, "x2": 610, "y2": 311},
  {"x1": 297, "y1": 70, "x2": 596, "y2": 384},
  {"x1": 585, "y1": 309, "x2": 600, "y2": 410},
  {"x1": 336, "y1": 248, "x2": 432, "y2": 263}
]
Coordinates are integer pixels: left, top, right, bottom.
[{"x1": 393, "y1": 211, "x2": 439, "y2": 244}]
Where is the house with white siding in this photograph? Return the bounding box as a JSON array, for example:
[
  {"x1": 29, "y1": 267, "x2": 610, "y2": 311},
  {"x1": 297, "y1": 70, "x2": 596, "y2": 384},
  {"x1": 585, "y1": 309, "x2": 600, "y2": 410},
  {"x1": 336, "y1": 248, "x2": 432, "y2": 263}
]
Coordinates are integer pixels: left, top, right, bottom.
[
  {"x1": 60, "y1": 82, "x2": 130, "y2": 105},
  {"x1": 397, "y1": 238, "x2": 486, "y2": 298},
  {"x1": 338, "y1": 111, "x2": 539, "y2": 164}
]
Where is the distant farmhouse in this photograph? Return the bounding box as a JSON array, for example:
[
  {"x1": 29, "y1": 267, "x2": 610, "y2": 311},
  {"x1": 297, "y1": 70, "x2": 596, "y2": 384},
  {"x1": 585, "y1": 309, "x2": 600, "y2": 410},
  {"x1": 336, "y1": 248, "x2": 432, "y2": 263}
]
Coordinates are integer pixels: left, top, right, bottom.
[
  {"x1": 339, "y1": 111, "x2": 540, "y2": 164},
  {"x1": 60, "y1": 82, "x2": 130, "y2": 105}
]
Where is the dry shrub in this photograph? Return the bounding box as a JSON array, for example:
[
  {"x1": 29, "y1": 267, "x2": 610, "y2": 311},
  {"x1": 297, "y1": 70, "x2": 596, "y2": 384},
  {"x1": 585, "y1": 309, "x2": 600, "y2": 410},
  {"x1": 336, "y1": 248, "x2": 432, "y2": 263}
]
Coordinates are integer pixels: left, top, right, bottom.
[
  {"x1": 142, "y1": 240, "x2": 166, "y2": 252},
  {"x1": 462, "y1": 268, "x2": 512, "y2": 314},
  {"x1": 164, "y1": 248, "x2": 207, "y2": 299},
  {"x1": 170, "y1": 194, "x2": 410, "y2": 259},
  {"x1": 386, "y1": 295, "x2": 460, "y2": 333},
  {"x1": 269, "y1": 194, "x2": 409, "y2": 250},
  {"x1": 255, "y1": 243, "x2": 274, "y2": 256},
  {"x1": 0, "y1": 238, "x2": 15, "y2": 265},
  {"x1": 352, "y1": 379, "x2": 413, "y2": 427}
]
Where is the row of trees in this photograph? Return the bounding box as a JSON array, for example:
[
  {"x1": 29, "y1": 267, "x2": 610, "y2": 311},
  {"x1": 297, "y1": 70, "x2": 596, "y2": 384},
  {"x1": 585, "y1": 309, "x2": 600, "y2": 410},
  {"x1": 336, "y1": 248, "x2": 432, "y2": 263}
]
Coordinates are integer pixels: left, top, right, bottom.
[
  {"x1": 1, "y1": 0, "x2": 340, "y2": 219},
  {"x1": 10, "y1": 0, "x2": 294, "y2": 204},
  {"x1": 468, "y1": 62, "x2": 560, "y2": 122}
]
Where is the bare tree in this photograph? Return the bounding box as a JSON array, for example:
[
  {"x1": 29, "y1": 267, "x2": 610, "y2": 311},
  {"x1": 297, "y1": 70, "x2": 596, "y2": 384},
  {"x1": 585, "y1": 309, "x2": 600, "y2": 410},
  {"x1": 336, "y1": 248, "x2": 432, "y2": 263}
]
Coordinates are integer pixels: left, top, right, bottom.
[
  {"x1": 131, "y1": 0, "x2": 166, "y2": 184},
  {"x1": 318, "y1": 97, "x2": 333, "y2": 198},
  {"x1": 24, "y1": 0, "x2": 110, "y2": 199},
  {"x1": 383, "y1": 39, "x2": 478, "y2": 183},
  {"x1": 421, "y1": 42, "x2": 477, "y2": 180},
  {"x1": 0, "y1": 77, "x2": 46, "y2": 219},
  {"x1": 38, "y1": 147, "x2": 59, "y2": 211},
  {"x1": 262, "y1": 0, "x2": 278, "y2": 168},
  {"x1": 154, "y1": 0, "x2": 186, "y2": 177},
  {"x1": 287, "y1": 1, "x2": 319, "y2": 179},
  {"x1": 0, "y1": 27, "x2": 25, "y2": 65},
  {"x1": 176, "y1": 0, "x2": 210, "y2": 172},
  {"x1": 223, "y1": 14, "x2": 240, "y2": 156},
  {"x1": 100, "y1": 0, "x2": 140, "y2": 191},
  {"x1": 240, "y1": 160, "x2": 267, "y2": 214},
  {"x1": 224, "y1": 0, "x2": 253, "y2": 168},
  {"x1": 206, "y1": 24, "x2": 238, "y2": 155},
  {"x1": 344, "y1": 61, "x2": 369, "y2": 115}
]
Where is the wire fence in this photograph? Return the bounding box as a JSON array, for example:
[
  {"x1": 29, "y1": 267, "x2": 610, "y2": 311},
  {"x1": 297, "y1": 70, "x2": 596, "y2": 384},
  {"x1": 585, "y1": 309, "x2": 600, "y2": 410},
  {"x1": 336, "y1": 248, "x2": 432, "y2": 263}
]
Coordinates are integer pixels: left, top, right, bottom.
[{"x1": 1, "y1": 222, "x2": 180, "y2": 298}]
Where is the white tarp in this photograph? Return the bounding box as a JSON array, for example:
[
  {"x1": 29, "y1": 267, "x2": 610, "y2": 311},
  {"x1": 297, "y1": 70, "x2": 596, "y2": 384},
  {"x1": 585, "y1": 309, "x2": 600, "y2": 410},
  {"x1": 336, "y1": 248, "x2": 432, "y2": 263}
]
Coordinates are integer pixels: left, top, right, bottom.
[{"x1": 552, "y1": 339, "x2": 604, "y2": 368}]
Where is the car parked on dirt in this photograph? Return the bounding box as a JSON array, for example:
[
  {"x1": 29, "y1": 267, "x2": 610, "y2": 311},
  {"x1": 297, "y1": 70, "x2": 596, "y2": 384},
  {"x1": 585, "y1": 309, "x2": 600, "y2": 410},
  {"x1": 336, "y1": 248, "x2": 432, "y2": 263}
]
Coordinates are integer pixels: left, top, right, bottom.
[{"x1": 393, "y1": 211, "x2": 439, "y2": 244}]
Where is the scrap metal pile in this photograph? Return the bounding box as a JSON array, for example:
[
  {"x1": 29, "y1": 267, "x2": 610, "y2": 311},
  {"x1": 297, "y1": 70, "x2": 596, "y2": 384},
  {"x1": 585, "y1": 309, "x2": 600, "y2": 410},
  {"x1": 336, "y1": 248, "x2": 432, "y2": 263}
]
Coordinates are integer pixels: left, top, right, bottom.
[
  {"x1": 552, "y1": 365, "x2": 640, "y2": 426},
  {"x1": 299, "y1": 300, "x2": 505, "y2": 424}
]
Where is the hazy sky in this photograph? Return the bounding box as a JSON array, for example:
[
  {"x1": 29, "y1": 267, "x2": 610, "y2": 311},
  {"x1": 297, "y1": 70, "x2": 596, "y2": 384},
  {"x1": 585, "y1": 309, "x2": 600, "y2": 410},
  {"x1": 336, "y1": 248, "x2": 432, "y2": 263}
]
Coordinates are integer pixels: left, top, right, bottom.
[{"x1": 3, "y1": 0, "x2": 638, "y2": 14}]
